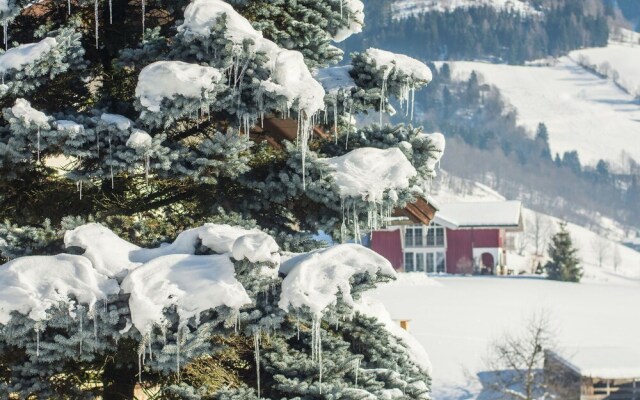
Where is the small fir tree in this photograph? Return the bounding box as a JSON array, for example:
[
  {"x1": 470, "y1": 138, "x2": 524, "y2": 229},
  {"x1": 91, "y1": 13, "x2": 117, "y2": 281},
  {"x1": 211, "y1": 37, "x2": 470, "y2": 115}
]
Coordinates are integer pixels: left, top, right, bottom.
[{"x1": 545, "y1": 222, "x2": 582, "y2": 282}]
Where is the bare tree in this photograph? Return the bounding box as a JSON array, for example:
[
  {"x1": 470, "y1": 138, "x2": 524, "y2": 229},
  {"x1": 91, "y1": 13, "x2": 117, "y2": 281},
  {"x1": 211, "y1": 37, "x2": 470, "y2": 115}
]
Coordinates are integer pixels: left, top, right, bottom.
[
  {"x1": 592, "y1": 237, "x2": 610, "y2": 268},
  {"x1": 529, "y1": 214, "x2": 551, "y2": 257},
  {"x1": 484, "y1": 312, "x2": 555, "y2": 400},
  {"x1": 514, "y1": 232, "x2": 529, "y2": 256},
  {"x1": 613, "y1": 245, "x2": 622, "y2": 272}
]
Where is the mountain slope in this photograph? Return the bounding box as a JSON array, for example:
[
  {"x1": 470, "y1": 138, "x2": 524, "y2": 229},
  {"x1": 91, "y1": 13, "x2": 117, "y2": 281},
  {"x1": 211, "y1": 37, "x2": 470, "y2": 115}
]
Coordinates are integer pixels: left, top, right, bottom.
[
  {"x1": 391, "y1": 0, "x2": 539, "y2": 19},
  {"x1": 446, "y1": 57, "x2": 640, "y2": 167}
]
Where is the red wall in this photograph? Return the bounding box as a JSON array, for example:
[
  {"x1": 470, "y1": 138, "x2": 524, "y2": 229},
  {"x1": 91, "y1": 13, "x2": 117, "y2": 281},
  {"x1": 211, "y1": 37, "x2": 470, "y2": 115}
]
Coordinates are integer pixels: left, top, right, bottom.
[
  {"x1": 446, "y1": 228, "x2": 502, "y2": 274},
  {"x1": 371, "y1": 230, "x2": 403, "y2": 270}
]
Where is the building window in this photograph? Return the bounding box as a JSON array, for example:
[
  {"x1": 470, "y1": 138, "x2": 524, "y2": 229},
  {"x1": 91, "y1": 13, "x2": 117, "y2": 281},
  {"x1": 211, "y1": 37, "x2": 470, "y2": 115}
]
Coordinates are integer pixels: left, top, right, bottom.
[
  {"x1": 405, "y1": 229, "x2": 414, "y2": 247},
  {"x1": 426, "y1": 253, "x2": 435, "y2": 273},
  {"x1": 426, "y1": 223, "x2": 445, "y2": 247},
  {"x1": 435, "y1": 227, "x2": 445, "y2": 246},
  {"x1": 405, "y1": 227, "x2": 424, "y2": 247},
  {"x1": 436, "y1": 252, "x2": 446, "y2": 273},
  {"x1": 414, "y1": 228, "x2": 424, "y2": 246},
  {"x1": 405, "y1": 251, "x2": 446, "y2": 274},
  {"x1": 416, "y1": 253, "x2": 425, "y2": 272},
  {"x1": 404, "y1": 252, "x2": 415, "y2": 272},
  {"x1": 426, "y1": 228, "x2": 435, "y2": 247}
]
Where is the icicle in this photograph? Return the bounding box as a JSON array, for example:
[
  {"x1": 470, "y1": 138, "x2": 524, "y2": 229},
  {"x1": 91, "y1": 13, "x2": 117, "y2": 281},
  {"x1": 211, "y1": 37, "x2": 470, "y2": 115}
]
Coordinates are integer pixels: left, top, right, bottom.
[
  {"x1": 96, "y1": 129, "x2": 100, "y2": 158},
  {"x1": 176, "y1": 329, "x2": 181, "y2": 381},
  {"x1": 36, "y1": 128, "x2": 41, "y2": 163},
  {"x1": 379, "y1": 69, "x2": 392, "y2": 126},
  {"x1": 340, "y1": 0, "x2": 343, "y2": 19},
  {"x1": 3, "y1": 18, "x2": 7, "y2": 50},
  {"x1": 138, "y1": 341, "x2": 144, "y2": 384},
  {"x1": 254, "y1": 330, "x2": 261, "y2": 398},
  {"x1": 94, "y1": 0, "x2": 99, "y2": 48},
  {"x1": 354, "y1": 358, "x2": 360, "y2": 387},
  {"x1": 79, "y1": 310, "x2": 84, "y2": 355},
  {"x1": 411, "y1": 85, "x2": 416, "y2": 121},
  {"x1": 36, "y1": 327, "x2": 40, "y2": 357},
  {"x1": 346, "y1": 102, "x2": 353, "y2": 149},
  {"x1": 109, "y1": 134, "x2": 114, "y2": 189},
  {"x1": 144, "y1": 153, "x2": 150, "y2": 185},
  {"x1": 333, "y1": 100, "x2": 338, "y2": 144},
  {"x1": 340, "y1": 200, "x2": 347, "y2": 244},
  {"x1": 108, "y1": 0, "x2": 112, "y2": 23},
  {"x1": 352, "y1": 202, "x2": 360, "y2": 244},
  {"x1": 299, "y1": 111, "x2": 315, "y2": 190},
  {"x1": 141, "y1": 0, "x2": 146, "y2": 41},
  {"x1": 311, "y1": 315, "x2": 323, "y2": 393},
  {"x1": 93, "y1": 314, "x2": 98, "y2": 341}
]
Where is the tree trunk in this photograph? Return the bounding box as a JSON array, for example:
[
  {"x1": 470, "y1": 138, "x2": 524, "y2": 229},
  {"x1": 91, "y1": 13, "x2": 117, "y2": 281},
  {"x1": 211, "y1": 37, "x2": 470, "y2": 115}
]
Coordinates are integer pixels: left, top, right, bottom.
[{"x1": 102, "y1": 359, "x2": 136, "y2": 400}]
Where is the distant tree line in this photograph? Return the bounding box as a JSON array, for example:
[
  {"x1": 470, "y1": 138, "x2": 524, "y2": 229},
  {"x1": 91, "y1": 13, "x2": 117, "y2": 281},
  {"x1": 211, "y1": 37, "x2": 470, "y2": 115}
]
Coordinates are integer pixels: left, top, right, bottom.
[
  {"x1": 396, "y1": 63, "x2": 640, "y2": 232},
  {"x1": 345, "y1": 0, "x2": 609, "y2": 64}
]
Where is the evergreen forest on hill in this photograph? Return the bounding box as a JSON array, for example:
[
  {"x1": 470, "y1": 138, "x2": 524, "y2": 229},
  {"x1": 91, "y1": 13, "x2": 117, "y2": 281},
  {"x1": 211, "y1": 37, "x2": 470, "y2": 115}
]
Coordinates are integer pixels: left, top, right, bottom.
[{"x1": 344, "y1": 0, "x2": 609, "y2": 64}]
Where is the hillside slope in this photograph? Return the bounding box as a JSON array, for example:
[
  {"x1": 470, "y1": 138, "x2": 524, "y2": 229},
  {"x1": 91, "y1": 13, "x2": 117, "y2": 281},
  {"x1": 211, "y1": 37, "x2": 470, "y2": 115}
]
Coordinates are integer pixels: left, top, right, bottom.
[
  {"x1": 446, "y1": 57, "x2": 640, "y2": 167},
  {"x1": 391, "y1": 0, "x2": 538, "y2": 19},
  {"x1": 570, "y1": 40, "x2": 640, "y2": 98}
]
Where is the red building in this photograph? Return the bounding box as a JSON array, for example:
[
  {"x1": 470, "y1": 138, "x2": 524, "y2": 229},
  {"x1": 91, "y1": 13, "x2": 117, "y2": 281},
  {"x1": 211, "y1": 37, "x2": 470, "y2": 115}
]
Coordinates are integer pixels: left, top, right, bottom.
[{"x1": 371, "y1": 200, "x2": 523, "y2": 275}]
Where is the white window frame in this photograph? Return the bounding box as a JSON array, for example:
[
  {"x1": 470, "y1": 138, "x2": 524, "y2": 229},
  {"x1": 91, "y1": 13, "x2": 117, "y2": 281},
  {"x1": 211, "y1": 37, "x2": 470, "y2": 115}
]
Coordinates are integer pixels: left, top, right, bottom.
[
  {"x1": 404, "y1": 226, "x2": 425, "y2": 248},
  {"x1": 403, "y1": 250, "x2": 447, "y2": 274}
]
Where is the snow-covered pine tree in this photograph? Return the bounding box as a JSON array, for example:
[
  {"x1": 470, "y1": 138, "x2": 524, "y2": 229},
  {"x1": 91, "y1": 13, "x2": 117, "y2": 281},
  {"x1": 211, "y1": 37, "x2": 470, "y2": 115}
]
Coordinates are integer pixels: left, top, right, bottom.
[
  {"x1": 0, "y1": 0, "x2": 444, "y2": 398},
  {"x1": 545, "y1": 222, "x2": 583, "y2": 282}
]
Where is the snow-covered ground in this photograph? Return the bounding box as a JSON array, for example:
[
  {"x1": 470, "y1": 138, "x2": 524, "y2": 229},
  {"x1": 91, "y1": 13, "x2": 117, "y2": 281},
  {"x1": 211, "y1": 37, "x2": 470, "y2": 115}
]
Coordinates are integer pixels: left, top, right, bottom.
[
  {"x1": 447, "y1": 57, "x2": 640, "y2": 168},
  {"x1": 570, "y1": 42, "x2": 640, "y2": 98},
  {"x1": 391, "y1": 0, "x2": 538, "y2": 20},
  {"x1": 370, "y1": 276, "x2": 640, "y2": 399},
  {"x1": 378, "y1": 177, "x2": 640, "y2": 398}
]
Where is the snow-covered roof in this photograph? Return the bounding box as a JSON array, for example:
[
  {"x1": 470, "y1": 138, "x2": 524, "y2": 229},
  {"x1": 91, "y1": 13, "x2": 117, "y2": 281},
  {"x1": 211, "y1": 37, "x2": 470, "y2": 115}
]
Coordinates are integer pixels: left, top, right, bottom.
[
  {"x1": 433, "y1": 200, "x2": 522, "y2": 229},
  {"x1": 549, "y1": 347, "x2": 640, "y2": 380}
]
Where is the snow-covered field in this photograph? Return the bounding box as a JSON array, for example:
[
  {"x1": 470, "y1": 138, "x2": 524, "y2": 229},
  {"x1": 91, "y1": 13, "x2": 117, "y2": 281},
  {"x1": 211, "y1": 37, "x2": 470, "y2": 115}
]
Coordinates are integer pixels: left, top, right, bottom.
[
  {"x1": 379, "y1": 176, "x2": 640, "y2": 398},
  {"x1": 370, "y1": 276, "x2": 640, "y2": 399},
  {"x1": 570, "y1": 42, "x2": 640, "y2": 98},
  {"x1": 447, "y1": 58, "x2": 640, "y2": 167},
  {"x1": 391, "y1": 0, "x2": 538, "y2": 19}
]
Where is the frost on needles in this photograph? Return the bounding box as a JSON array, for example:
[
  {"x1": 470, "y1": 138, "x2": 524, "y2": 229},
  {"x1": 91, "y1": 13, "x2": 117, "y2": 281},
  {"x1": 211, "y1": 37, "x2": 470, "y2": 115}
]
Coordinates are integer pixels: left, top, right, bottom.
[
  {"x1": 0, "y1": 0, "x2": 443, "y2": 397},
  {"x1": 0, "y1": 223, "x2": 430, "y2": 398}
]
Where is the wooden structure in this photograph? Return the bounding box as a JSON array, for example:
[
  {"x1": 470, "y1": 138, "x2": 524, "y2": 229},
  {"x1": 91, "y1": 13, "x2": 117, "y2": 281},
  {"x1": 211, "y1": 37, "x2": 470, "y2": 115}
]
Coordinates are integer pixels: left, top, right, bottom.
[
  {"x1": 545, "y1": 348, "x2": 640, "y2": 400},
  {"x1": 399, "y1": 319, "x2": 410, "y2": 331},
  {"x1": 251, "y1": 117, "x2": 330, "y2": 149},
  {"x1": 392, "y1": 196, "x2": 439, "y2": 226}
]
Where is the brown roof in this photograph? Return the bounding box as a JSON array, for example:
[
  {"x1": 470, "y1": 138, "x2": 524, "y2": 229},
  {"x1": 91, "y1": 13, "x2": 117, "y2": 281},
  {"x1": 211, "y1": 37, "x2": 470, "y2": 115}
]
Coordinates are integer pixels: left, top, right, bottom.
[
  {"x1": 393, "y1": 197, "x2": 438, "y2": 226},
  {"x1": 251, "y1": 117, "x2": 331, "y2": 148}
]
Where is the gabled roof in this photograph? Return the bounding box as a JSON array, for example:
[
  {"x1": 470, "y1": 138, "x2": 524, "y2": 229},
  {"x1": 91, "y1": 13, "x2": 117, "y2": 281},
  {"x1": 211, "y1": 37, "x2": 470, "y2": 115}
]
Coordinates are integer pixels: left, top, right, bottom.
[
  {"x1": 548, "y1": 347, "x2": 640, "y2": 380},
  {"x1": 433, "y1": 200, "x2": 523, "y2": 230}
]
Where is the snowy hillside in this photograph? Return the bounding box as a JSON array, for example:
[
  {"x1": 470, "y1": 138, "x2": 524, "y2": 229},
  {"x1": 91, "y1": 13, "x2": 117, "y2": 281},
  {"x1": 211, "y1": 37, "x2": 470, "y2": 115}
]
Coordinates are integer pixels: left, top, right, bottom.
[
  {"x1": 391, "y1": 0, "x2": 538, "y2": 19},
  {"x1": 447, "y1": 58, "x2": 640, "y2": 168},
  {"x1": 370, "y1": 276, "x2": 640, "y2": 399},
  {"x1": 570, "y1": 41, "x2": 640, "y2": 98}
]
